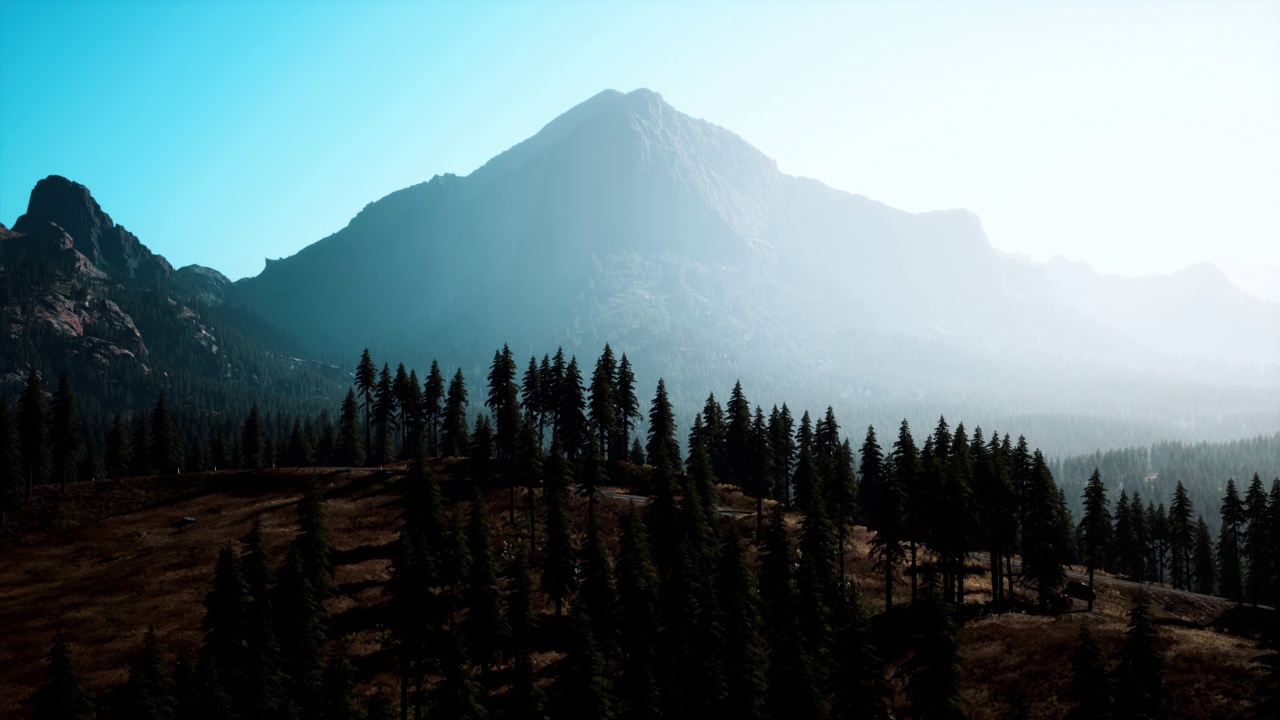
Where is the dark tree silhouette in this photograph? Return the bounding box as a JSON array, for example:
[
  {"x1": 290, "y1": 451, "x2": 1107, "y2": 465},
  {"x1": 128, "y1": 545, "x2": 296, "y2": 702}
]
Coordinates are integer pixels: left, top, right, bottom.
[
  {"x1": 1080, "y1": 468, "x2": 1112, "y2": 610},
  {"x1": 49, "y1": 372, "x2": 79, "y2": 493},
  {"x1": 1066, "y1": 622, "x2": 1112, "y2": 720},
  {"x1": 30, "y1": 632, "x2": 93, "y2": 720}
]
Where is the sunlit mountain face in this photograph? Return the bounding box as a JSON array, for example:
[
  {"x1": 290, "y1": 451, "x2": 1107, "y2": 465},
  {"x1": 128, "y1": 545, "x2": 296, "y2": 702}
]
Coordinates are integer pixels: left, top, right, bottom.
[{"x1": 220, "y1": 89, "x2": 1278, "y2": 455}]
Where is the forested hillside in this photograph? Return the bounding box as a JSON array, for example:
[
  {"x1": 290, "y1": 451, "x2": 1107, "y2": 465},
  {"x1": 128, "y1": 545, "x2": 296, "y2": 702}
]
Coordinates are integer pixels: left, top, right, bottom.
[
  {"x1": 3, "y1": 341, "x2": 1276, "y2": 720},
  {"x1": 1053, "y1": 434, "x2": 1280, "y2": 535}
]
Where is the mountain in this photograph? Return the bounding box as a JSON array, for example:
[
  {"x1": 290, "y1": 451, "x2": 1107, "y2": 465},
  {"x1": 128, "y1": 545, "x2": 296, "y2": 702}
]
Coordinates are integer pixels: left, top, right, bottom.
[
  {"x1": 1, "y1": 176, "x2": 340, "y2": 417},
  {"x1": 224, "y1": 88, "x2": 1278, "y2": 454}
]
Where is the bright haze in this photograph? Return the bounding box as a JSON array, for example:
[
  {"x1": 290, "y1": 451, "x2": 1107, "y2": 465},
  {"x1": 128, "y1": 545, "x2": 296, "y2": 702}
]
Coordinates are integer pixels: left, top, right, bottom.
[{"x1": 1, "y1": 1, "x2": 1278, "y2": 300}]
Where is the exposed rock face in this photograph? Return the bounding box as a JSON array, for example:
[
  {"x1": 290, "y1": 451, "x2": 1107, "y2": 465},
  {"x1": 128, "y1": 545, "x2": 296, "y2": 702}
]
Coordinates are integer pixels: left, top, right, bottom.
[
  {"x1": 1, "y1": 179, "x2": 223, "y2": 388},
  {"x1": 175, "y1": 264, "x2": 231, "y2": 307},
  {"x1": 12, "y1": 175, "x2": 173, "y2": 286}
]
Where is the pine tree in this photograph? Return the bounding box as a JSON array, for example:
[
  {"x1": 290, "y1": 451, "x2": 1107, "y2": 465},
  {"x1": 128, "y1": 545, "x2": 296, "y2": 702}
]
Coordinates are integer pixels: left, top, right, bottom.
[
  {"x1": 241, "y1": 403, "x2": 266, "y2": 470},
  {"x1": 829, "y1": 589, "x2": 890, "y2": 720},
  {"x1": 897, "y1": 589, "x2": 968, "y2": 720},
  {"x1": 891, "y1": 420, "x2": 923, "y2": 601},
  {"x1": 578, "y1": 440, "x2": 607, "y2": 532},
  {"x1": 442, "y1": 369, "x2": 470, "y2": 458},
  {"x1": 365, "y1": 690, "x2": 399, "y2": 720},
  {"x1": 616, "y1": 506, "x2": 660, "y2": 670},
  {"x1": 201, "y1": 545, "x2": 251, "y2": 698},
  {"x1": 763, "y1": 505, "x2": 823, "y2": 720},
  {"x1": 797, "y1": 467, "x2": 837, "y2": 665},
  {"x1": 125, "y1": 628, "x2": 177, "y2": 720},
  {"x1": 541, "y1": 438, "x2": 576, "y2": 618},
  {"x1": 1148, "y1": 502, "x2": 1169, "y2": 584},
  {"x1": 937, "y1": 423, "x2": 973, "y2": 604},
  {"x1": 432, "y1": 640, "x2": 488, "y2": 720},
  {"x1": 504, "y1": 549, "x2": 538, "y2": 659},
  {"x1": 696, "y1": 392, "x2": 725, "y2": 479},
  {"x1": 716, "y1": 526, "x2": 767, "y2": 720},
  {"x1": 0, "y1": 397, "x2": 20, "y2": 524},
  {"x1": 392, "y1": 363, "x2": 412, "y2": 452},
  {"x1": 748, "y1": 407, "x2": 775, "y2": 538},
  {"x1": 18, "y1": 369, "x2": 50, "y2": 498},
  {"x1": 1114, "y1": 490, "x2": 1139, "y2": 580},
  {"x1": 355, "y1": 349, "x2": 377, "y2": 454},
  {"x1": 1193, "y1": 516, "x2": 1216, "y2": 596},
  {"x1": 579, "y1": 506, "x2": 619, "y2": 656},
  {"x1": 863, "y1": 424, "x2": 905, "y2": 611},
  {"x1": 588, "y1": 344, "x2": 618, "y2": 458},
  {"x1": 296, "y1": 479, "x2": 334, "y2": 597},
  {"x1": 983, "y1": 431, "x2": 1019, "y2": 606},
  {"x1": 1218, "y1": 479, "x2": 1245, "y2": 602},
  {"x1": 517, "y1": 420, "x2": 544, "y2": 553},
  {"x1": 1167, "y1": 481, "x2": 1195, "y2": 591},
  {"x1": 239, "y1": 520, "x2": 289, "y2": 720},
  {"x1": 612, "y1": 353, "x2": 639, "y2": 463},
  {"x1": 338, "y1": 389, "x2": 365, "y2": 466},
  {"x1": 147, "y1": 392, "x2": 182, "y2": 474},
  {"x1": 49, "y1": 372, "x2": 79, "y2": 493},
  {"x1": 557, "y1": 607, "x2": 615, "y2": 720},
  {"x1": 769, "y1": 404, "x2": 796, "y2": 505},
  {"x1": 105, "y1": 411, "x2": 131, "y2": 479},
  {"x1": 521, "y1": 355, "x2": 544, "y2": 446},
  {"x1": 322, "y1": 642, "x2": 361, "y2": 720},
  {"x1": 30, "y1": 632, "x2": 94, "y2": 720},
  {"x1": 644, "y1": 455, "x2": 682, "y2": 576},
  {"x1": 1066, "y1": 622, "x2": 1112, "y2": 720},
  {"x1": 276, "y1": 544, "x2": 328, "y2": 719},
  {"x1": 1080, "y1": 468, "x2": 1112, "y2": 610},
  {"x1": 658, "y1": 538, "x2": 725, "y2": 719},
  {"x1": 487, "y1": 345, "x2": 522, "y2": 473},
  {"x1": 471, "y1": 415, "x2": 495, "y2": 479},
  {"x1": 211, "y1": 427, "x2": 230, "y2": 472},
  {"x1": 184, "y1": 436, "x2": 209, "y2": 474},
  {"x1": 130, "y1": 409, "x2": 152, "y2": 476},
  {"x1": 285, "y1": 419, "x2": 314, "y2": 467},
  {"x1": 558, "y1": 356, "x2": 589, "y2": 460},
  {"x1": 1243, "y1": 474, "x2": 1270, "y2": 605},
  {"x1": 387, "y1": 458, "x2": 440, "y2": 720},
  {"x1": 1118, "y1": 592, "x2": 1165, "y2": 720},
  {"x1": 505, "y1": 653, "x2": 547, "y2": 720},
  {"x1": 372, "y1": 363, "x2": 398, "y2": 465},
  {"x1": 465, "y1": 483, "x2": 509, "y2": 668},
  {"x1": 724, "y1": 381, "x2": 753, "y2": 488},
  {"x1": 792, "y1": 444, "x2": 820, "y2": 514},
  {"x1": 1022, "y1": 450, "x2": 1069, "y2": 610},
  {"x1": 645, "y1": 379, "x2": 680, "y2": 472},
  {"x1": 401, "y1": 366, "x2": 424, "y2": 458},
  {"x1": 424, "y1": 360, "x2": 445, "y2": 457},
  {"x1": 829, "y1": 439, "x2": 859, "y2": 586}
]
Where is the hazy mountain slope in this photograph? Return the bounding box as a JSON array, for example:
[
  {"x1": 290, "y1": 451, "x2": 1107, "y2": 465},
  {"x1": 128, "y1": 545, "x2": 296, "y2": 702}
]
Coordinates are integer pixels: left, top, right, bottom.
[
  {"x1": 227, "y1": 89, "x2": 1278, "y2": 452},
  {"x1": 1043, "y1": 255, "x2": 1280, "y2": 363}
]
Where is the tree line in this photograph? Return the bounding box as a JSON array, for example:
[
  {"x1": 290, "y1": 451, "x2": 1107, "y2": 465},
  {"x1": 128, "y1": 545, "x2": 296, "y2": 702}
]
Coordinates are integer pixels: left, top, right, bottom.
[{"x1": 23, "y1": 342, "x2": 1277, "y2": 719}]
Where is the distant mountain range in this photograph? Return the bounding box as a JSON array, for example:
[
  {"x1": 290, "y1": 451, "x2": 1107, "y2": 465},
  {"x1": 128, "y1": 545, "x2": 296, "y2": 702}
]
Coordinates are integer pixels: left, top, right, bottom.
[{"x1": 5, "y1": 89, "x2": 1277, "y2": 452}]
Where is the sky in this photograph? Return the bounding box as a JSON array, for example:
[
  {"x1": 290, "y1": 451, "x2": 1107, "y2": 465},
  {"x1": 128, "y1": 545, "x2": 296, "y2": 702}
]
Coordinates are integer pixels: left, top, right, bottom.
[{"x1": 2, "y1": 0, "x2": 1278, "y2": 300}]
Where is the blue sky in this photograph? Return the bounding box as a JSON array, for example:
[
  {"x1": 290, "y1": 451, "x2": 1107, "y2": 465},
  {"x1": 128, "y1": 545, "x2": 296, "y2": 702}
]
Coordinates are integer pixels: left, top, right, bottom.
[{"x1": 2, "y1": 0, "x2": 1278, "y2": 299}]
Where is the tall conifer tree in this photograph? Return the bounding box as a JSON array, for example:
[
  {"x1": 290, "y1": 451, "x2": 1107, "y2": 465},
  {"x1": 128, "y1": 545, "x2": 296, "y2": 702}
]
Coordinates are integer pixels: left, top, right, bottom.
[
  {"x1": 18, "y1": 370, "x2": 50, "y2": 498},
  {"x1": 49, "y1": 372, "x2": 79, "y2": 493}
]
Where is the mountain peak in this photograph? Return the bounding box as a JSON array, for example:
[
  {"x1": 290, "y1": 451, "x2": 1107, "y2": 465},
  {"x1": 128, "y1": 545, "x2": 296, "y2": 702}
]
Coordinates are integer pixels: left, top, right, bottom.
[{"x1": 11, "y1": 175, "x2": 173, "y2": 285}]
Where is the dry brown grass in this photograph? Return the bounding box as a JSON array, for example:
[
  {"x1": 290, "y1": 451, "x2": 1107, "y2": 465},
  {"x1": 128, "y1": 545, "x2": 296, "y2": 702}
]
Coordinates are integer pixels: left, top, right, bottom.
[{"x1": 0, "y1": 466, "x2": 1268, "y2": 719}]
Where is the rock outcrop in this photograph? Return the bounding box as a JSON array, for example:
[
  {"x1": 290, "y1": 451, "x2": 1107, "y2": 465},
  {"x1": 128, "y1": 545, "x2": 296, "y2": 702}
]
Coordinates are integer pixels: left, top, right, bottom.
[{"x1": 12, "y1": 175, "x2": 174, "y2": 286}]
